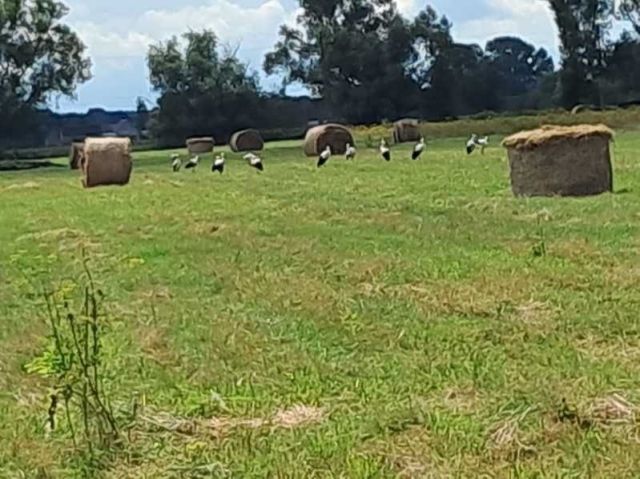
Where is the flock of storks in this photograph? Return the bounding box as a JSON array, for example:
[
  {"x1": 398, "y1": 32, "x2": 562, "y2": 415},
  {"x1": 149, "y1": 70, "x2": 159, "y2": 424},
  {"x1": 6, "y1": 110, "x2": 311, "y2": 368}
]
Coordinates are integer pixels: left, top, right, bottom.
[{"x1": 168, "y1": 134, "x2": 489, "y2": 174}]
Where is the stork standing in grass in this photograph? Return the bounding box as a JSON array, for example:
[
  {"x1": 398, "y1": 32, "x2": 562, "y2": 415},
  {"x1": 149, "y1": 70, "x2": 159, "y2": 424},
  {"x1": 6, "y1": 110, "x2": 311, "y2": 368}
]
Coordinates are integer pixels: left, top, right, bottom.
[
  {"x1": 244, "y1": 153, "x2": 264, "y2": 172},
  {"x1": 466, "y1": 135, "x2": 478, "y2": 155},
  {"x1": 317, "y1": 145, "x2": 332, "y2": 168},
  {"x1": 476, "y1": 136, "x2": 489, "y2": 154},
  {"x1": 212, "y1": 153, "x2": 225, "y2": 174},
  {"x1": 171, "y1": 154, "x2": 182, "y2": 172},
  {"x1": 345, "y1": 143, "x2": 356, "y2": 161},
  {"x1": 184, "y1": 155, "x2": 200, "y2": 171},
  {"x1": 380, "y1": 139, "x2": 391, "y2": 161},
  {"x1": 412, "y1": 137, "x2": 426, "y2": 160}
]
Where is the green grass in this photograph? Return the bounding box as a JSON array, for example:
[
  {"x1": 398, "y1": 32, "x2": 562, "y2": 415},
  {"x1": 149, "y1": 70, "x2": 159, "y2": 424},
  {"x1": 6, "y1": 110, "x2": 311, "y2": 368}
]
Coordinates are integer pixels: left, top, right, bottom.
[{"x1": 1, "y1": 133, "x2": 640, "y2": 477}]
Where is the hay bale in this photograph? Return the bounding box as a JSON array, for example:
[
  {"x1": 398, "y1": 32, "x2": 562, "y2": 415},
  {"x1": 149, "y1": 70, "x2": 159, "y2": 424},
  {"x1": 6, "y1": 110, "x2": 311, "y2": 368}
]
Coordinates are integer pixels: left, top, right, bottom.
[
  {"x1": 82, "y1": 137, "x2": 132, "y2": 188},
  {"x1": 229, "y1": 129, "x2": 264, "y2": 152},
  {"x1": 303, "y1": 124, "x2": 354, "y2": 156},
  {"x1": 393, "y1": 118, "x2": 421, "y2": 144},
  {"x1": 186, "y1": 137, "x2": 215, "y2": 155},
  {"x1": 502, "y1": 124, "x2": 614, "y2": 197},
  {"x1": 69, "y1": 142, "x2": 84, "y2": 170}
]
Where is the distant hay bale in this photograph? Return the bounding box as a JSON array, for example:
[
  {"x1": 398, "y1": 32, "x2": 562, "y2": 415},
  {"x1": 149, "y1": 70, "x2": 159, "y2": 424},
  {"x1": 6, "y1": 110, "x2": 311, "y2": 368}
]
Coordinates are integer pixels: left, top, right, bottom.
[
  {"x1": 393, "y1": 118, "x2": 421, "y2": 144},
  {"x1": 69, "y1": 142, "x2": 84, "y2": 170},
  {"x1": 229, "y1": 129, "x2": 264, "y2": 152},
  {"x1": 502, "y1": 124, "x2": 614, "y2": 197},
  {"x1": 303, "y1": 124, "x2": 354, "y2": 156},
  {"x1": 82, "y1": 137, "x2": 132, "y2": 188},
  {"x1": 186, "y1": 137, "x2": 215, "y2": 155}
]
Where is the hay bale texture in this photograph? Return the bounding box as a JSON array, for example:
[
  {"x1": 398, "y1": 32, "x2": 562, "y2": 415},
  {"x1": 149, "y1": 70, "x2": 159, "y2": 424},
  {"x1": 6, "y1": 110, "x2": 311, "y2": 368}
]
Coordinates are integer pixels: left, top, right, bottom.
[
  {"x1": 82, "y1": 137, "x2": 132, "y2": 188},
  {"x1": 186, "y1": 137, "x2": 215, "y2": 155},
  {"x1": 502, "y1": 124, "x2": 614, "y2": 197},
  {"x1": 393, "y1": 119, "x2": 421, "y2": 143},
  {"x1": 304, "y1": 124, "x2": 354, "y2": 156},
  {"x1": 230, "y1": 129, "x2": 264, "y2": 152},
  {"x1": 69, "y1": 142, "x2": 84, "y2": 170}
]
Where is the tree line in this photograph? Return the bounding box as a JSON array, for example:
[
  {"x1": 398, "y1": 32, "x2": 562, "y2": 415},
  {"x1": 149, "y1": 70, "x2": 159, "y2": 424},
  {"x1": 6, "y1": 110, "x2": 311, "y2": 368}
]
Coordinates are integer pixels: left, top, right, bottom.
[{"x1": 2, "y1": 0, "x2": 640, "y2": 147}]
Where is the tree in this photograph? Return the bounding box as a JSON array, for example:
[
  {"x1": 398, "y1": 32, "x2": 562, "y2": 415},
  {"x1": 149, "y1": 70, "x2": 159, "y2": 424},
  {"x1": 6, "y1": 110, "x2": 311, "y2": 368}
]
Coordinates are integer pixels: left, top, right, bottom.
[
  {"x1": 547, "y1": 0, "x2": 612, "y2": 107},
  {"x1": 135, "y1": 97, "x2": 149, "y2": 137},
  {"x1": 147, "y1": 30, "x2": 262, "y2": 144},
  {"x1": 0, "y1": 0, "x2": 91, "y2": 142},
  {"x1": 264, "y1": 1, "x2": 450, "y2": 123},
  {"x1": 485, "y1": 37, "x2": 554, "y2": 97}
]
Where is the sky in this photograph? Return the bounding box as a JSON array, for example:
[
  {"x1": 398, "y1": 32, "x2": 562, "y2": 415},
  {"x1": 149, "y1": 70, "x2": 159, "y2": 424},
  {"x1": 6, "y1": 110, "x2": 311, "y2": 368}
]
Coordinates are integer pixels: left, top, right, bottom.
[{"x1": 55, "y1": 0, "x2": 559, "y2": 113}]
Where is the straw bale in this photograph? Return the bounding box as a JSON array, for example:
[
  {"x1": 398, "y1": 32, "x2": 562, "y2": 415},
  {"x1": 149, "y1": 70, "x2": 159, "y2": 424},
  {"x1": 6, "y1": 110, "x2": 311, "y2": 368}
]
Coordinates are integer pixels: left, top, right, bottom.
[
  {"x1": 82, "y1": 137, "x2": 132, "y2": 188},
  {"x1": 393, "y1": 118, "x2": 421, "y2": 144},
  {"x1": 229, "y1": 129, "x2": 264, "y2": 152},
  {"x1": 303, "y1": 124, "x2": 354, "y2": 156},
  {"x1": 502, "y1": 124, "x2": 614, "y2": 150},
  {"x1": 69, "y1": 142, "x2": 84, "y2": 170},
  {"x1": 186, "y1": 137, "x2": 215, "y2": 155},
  {"x1": 504, "y1": 125, "x2": 613, "y2": 197}
]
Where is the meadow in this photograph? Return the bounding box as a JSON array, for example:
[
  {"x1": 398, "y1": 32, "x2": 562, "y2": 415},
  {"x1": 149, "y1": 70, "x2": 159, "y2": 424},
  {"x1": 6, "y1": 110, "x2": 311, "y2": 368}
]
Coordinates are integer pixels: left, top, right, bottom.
[{"x1": 1, "y1": 130, "x2": 640, "y2": 477}]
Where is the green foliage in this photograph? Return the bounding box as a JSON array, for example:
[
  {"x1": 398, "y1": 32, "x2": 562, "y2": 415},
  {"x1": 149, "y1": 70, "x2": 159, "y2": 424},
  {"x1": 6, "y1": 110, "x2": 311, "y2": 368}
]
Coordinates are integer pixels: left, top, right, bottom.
[
  {"x1": 0, "y1": 0, "x2": 91, "y2": 142},
  {"x1": 147, "y1": 30, "x2": 261, "y2": 144},
  {"x1": 25, "y1": 259, "x2": 121, "y2": 471}
]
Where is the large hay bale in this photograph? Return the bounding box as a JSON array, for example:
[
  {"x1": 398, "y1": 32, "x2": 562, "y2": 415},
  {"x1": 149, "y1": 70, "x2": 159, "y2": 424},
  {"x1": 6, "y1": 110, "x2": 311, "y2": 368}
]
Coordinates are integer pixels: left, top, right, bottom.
[
  {"x1": 229, "y1": 129, "x2": 264, "y2": 152},
  {"x1": 502, "y1": 124, "x2": 614, "y2": 197},
  {"x1": 69, "y1": 142, "x2": 84, "y2": 170},
  {"x1": 186, "y1": 137, "x2": 215, "y2": 155},
  {"x1": 393, "y1": 118, "x2": 421, "y2": 144},
  {"x1": 82, "y1": 137, "x2": 132, "y2": 188},
  {"x1": 303, "y1": 124, "x2": 354, "y2": 156}
]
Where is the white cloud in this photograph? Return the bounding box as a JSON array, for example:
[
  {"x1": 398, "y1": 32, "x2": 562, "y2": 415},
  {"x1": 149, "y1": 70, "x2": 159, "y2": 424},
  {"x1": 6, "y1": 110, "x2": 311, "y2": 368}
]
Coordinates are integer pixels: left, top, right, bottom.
[
  {"x1": 455, "y1": 0, "x2": 558, "y2": 55},
  {"x1": 68, "y1": 0, "x2": 291, "y2": 65},
  {"x1": 396, "y1": 0, "x2": 418, "y2": 16}
]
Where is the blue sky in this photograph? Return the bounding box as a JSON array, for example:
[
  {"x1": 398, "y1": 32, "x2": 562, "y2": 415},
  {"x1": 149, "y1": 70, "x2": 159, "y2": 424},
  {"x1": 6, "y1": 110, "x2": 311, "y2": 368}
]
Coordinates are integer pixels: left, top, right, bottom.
[{"x1": 56, "y1": 0, "x2": 559, "y2": 113}]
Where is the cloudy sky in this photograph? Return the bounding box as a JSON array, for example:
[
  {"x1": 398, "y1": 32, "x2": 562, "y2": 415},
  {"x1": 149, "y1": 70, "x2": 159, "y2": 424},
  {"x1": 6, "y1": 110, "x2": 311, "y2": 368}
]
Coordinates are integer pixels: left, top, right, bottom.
[{"x1": 56, "y1": 0, "x2": 558, "y2": 112}]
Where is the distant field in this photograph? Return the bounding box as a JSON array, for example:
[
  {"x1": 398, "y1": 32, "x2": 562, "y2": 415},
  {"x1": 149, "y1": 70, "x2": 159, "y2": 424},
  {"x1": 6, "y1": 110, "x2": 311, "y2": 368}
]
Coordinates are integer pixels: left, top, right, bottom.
[{"x1": 1, "y1": 133, "x2": 640, "y2": 477}]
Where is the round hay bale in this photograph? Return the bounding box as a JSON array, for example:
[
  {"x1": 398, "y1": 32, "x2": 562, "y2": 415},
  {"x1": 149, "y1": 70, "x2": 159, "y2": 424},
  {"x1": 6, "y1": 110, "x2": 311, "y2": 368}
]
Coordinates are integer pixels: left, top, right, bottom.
[
  {"x1": 69, "y1": 142, "x2": 84, "y2": 170},
  {"x1": 303, "y1": 124, "x2": 354, "y2": 156},
  {"x1": 393, "y1": 118, "x2": 421, "y2": 144},
  {"x1": 502, "y1": 124, "x2": 614, "y2": 197},
  {"x1": 82, "y1": 137, "x2": 133, "y2": 188},
  {"x1": 186, "y1": 137, "x2": 215, "y2": 155},
  {"x1": 229, "y1": 129, "x2": 264, "y2": 152}
]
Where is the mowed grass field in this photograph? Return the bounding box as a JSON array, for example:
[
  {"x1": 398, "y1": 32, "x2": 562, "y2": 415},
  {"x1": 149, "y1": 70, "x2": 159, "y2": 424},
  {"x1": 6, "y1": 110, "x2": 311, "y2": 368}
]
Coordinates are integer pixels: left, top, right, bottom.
[{"x1": 1, "y1": 133, "x2": 640, "y2": 477}]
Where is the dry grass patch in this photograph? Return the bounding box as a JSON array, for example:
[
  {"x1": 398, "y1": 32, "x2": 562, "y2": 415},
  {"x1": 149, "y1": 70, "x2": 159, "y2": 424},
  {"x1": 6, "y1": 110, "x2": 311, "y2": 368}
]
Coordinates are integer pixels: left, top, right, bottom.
[
  {"x1": 4, "y1": 181, "x2": 41, "y2": 190},
  {"x1": 139, "y1": 404, "x2": 327, "y2": 440}
]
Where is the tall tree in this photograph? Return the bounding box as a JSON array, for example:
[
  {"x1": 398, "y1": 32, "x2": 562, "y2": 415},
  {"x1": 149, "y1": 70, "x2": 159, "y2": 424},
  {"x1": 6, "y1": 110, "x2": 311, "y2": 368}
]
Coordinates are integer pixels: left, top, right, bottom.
[
  {"x1": 485, "y1": 37, "x2": 554, "y2": 97},
  {"x1": 264, "y1": 1, "x2": 450, "y2": 123},
  {"x1": 147, "y1": 30, "x2": 261, "y2": 144},
  {"x1": 0, "y1": 0, "x2": 91, "y2": 143},
  {"x1": 547, "y1": 0, "x2": 612, "y2": 107}
]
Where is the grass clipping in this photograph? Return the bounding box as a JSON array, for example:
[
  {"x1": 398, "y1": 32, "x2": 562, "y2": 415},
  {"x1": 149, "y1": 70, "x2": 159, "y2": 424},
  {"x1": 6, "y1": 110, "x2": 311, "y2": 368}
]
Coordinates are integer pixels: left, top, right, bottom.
[{"x1": 502, "y1": 124, "x2": 614, "y2": 150}]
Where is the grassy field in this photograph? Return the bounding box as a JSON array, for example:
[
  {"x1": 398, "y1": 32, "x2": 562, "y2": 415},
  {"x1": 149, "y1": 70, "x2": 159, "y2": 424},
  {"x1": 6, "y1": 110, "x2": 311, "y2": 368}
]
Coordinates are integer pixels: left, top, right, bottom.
[{"x1": 1, "y1": 133, "x2": 640, "y2": 478}]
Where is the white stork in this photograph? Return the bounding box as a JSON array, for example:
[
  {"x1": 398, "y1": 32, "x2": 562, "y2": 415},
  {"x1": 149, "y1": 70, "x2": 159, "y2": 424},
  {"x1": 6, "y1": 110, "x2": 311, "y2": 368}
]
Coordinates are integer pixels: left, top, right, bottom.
[
  {"x1": 212, "y1": 153, "x2": 225, "y2": 174},
  {"x1": 380, "y1": 139, "x2": 391, "y2": 161},
  {"x1": 476, "y1": 136, "x2": 489, "y2": 154},
  {"x1": 317, "y1": 146, "x2": 332, "y2": 168},
  {"x1": 184, "y1": 155, "x2": 200, "y2": 171},
  {"x1": 412, "y1": 137, "x2": 426, "y2": 160},
  {"x1": 244, "y1": 153, "x2": 264, "y2": 172},
  {"x1": 171, "y1": 154, "x2": 182, "y2": 172},
  {"x1": 345, "y1": 143, "x2": 357, "y2": 161},
  {"x1": 466, "y1": 135, "x2": 477, "y2": 155}
]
